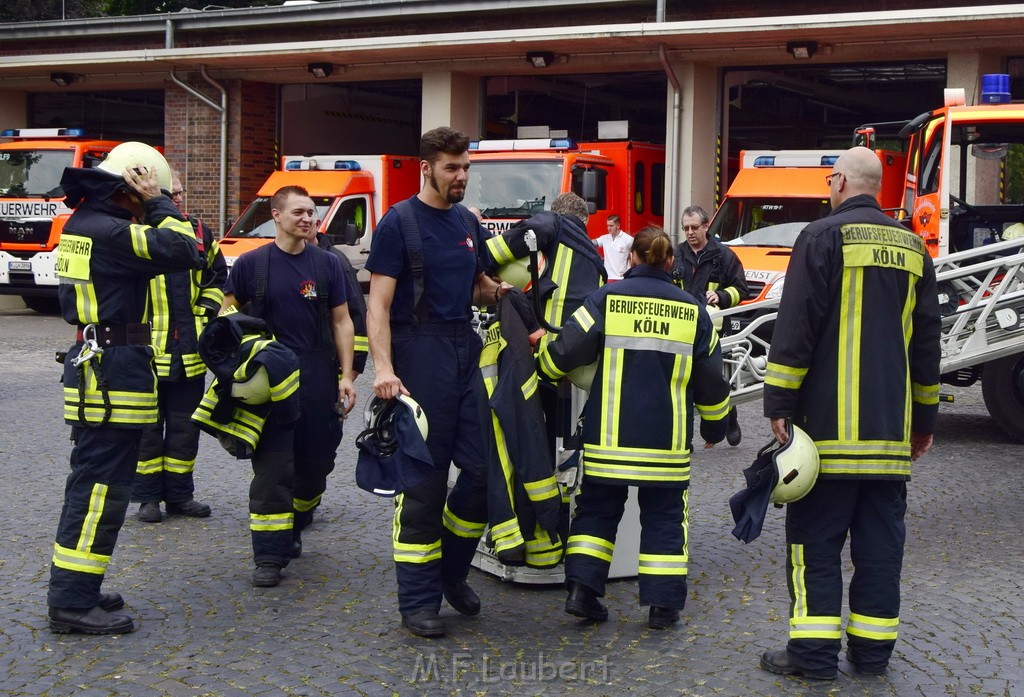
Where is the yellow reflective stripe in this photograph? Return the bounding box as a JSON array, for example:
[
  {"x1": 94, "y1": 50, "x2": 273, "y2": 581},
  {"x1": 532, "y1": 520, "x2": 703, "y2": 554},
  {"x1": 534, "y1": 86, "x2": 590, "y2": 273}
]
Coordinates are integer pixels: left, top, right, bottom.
[
  {"x1": 250, "y1": 512, "x2": 293, "y2": 531},
  {"x1": 790, "y1": 615, "x2": 843, "y2": 640},
  {"x1": 600, "y1": 346, "x2": 623, "y2": 446},
  {"x1": 164, "y1": 456, "x2": 195, "y2": 474},
  {"x1": 522, "y1": 476, "x2": 559, "y2": 502},
  {"x1": 585, "y1": 444, "x2": 690, "y2": 464},
  {"x1": 605, "y1": 334, "x2": 693, "y2": 356},
  {"x1": 669, "y1": 353, "x2": 688, "y2": 452},
  {"x1": 393, "y1": 540, "x2": 442, "y2": 563},
  {"x1": 149, "y1": 275, "x2": 170, "y2": 346},
  {"x1": 838, "y1": 266, "x2": 863, "y2": 441},
  {"x1": 493, "y1": 530, "x2": 526, "y2": 554},
  {"x1": 270, "y1": 370, "x2": 300, "y2": 401},
  {"x1": 790, "y1": 543, "x2": 808, "y2": 618},
  {"x1": 566, "y1": 534, "x2": 614, "y2": 562},
  {"x1": 537, "y1": 347, "x2": 564, "y2": 379},
  {"x1": 52, "y1": 542, "x2": 109, "y2": 575},
  {"x1": 200, "y1": 286, "x2": 225, "y2": 307},
  {"x1": 637, "y1": 553, "x2": 688, "y2": 576},
  {"x1": 78, "y1": 483, "x2": 107, "y2": 552},
  {"x1": 489, "y1": 518, "x2": 520, "y2": 539},
  {"x1": 912, "y1": 381, "x2": 939, "y2": 405},
  {"x1": 764, "y1": 361, "x2": 807, "y2": 390},
  {"x1": 815, "y1": 440, "x2": 911, "y2": 458},
  {"x1": 819, "y1": 460, "x2": 912, "y2": 477},
  {"x1": 583, "y1": 460, "x2": 690, "y2": 483},
  {"x1": 520, "y1": 372, "x2": 538, "y2": 401},
  {"x1": 696, "y1": 395, "x2": 730, "y2": 420},
  {"x1": 486, "y1": 234, "x2": 516, "y2": 266},
  {"x1": 573, "y1": 305, "x2": 596, "y2": 333},
  {"x1": 354, "y1": 335, "x2": 369, "y2": 353},
  {"x1": 722, "y1": 286, "x2": 740, "y2": 306},
  {"x1": 442, "y1": 505, "x2": 486, "y2": 538},
  {"x1": 846, "y1": 613, "x2": 899, "y2": 641},
  {"x1": 129, "y1": 224, "x2": 152, "y2": 260},
  {"x1": 293, "y1": 495, "x2": 321, "y2": 513},
  {"x1": 136, "y1": 456, "x2": 163, "y2": 476},
  {"x1": 708, "y1": 324, "x2": 719, "y2": 353},
  {"x1": 544, "y1": 245, "x2": 573, "y2": 332}
]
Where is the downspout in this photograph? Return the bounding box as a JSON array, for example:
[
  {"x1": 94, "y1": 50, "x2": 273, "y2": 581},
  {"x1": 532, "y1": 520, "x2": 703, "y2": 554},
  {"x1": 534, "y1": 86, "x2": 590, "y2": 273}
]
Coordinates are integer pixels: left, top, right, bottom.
[
  {"x1": 168, "y1": 67, "x2": 228, "y2": 237},
  {"x1": 660, "y1": 45, "x2": 682, "y2": 246}
]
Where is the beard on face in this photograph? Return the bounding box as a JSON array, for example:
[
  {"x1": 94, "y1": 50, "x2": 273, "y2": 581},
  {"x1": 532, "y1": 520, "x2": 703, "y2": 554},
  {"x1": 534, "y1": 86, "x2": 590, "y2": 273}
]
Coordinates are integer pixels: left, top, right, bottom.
[{"x1": 429, "y1": 170, "x2": 466, "y2": 204}]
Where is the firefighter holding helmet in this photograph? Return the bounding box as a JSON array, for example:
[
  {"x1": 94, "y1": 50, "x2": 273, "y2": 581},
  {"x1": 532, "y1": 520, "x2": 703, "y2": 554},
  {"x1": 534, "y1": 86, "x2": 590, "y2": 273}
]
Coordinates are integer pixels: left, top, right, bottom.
[
  {"x1": 759, "y1": 146, "x2": 941, "y2": 679},
  {"x1": 47, "y1": 142, "x2": 206, "y2": 635}
]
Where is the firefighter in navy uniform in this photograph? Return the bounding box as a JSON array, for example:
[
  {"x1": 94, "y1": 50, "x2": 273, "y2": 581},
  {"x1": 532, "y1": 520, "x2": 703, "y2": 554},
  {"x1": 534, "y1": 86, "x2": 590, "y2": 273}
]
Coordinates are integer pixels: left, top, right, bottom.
[
  {"x1": 537, "y1": 225, "x2": 732, "y2": 630},
  {"x1": 48, "y1": 143, "x2": 206, "y2": 635},
  {"x1": 367, "y1": 127, "x2": 509, "y2": 638},
  {"x1": 134, "y1": 173, "x2": 227, "y2": 523},
  {"x1": 672, "y1": 204, "x2": 749, "y2": 446},
  {"x1": 759, "y1": 147, "x2": 941, "y2": 680}
]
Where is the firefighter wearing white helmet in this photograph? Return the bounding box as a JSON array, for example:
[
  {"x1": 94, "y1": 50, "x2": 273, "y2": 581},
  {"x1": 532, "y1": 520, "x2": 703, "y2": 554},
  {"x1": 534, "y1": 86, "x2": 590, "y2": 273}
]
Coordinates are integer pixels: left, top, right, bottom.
[
  {"x1": 96, "y1": 141, "x2": 174, "y2": 193},
  {"x1": 759, "y1": 146, "x2": 941, "y2": 680},
  {"x1": 47, "y1": 144, "x2": 206, "y2": 636}
]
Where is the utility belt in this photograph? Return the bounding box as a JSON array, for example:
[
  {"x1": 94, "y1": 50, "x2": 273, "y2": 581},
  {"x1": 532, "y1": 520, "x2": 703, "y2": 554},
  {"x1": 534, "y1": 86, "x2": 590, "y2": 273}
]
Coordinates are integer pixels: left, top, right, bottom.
[{"x1": 76, "y1": 322, "x2": 152, "y2": 347}]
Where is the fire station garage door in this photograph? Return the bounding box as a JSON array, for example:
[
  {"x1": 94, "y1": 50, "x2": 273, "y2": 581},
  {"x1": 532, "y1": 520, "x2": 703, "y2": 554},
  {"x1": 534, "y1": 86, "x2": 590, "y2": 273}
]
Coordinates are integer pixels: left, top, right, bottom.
[{"x1": 29, "y1": 90, "x2": 165, "y2": 144}]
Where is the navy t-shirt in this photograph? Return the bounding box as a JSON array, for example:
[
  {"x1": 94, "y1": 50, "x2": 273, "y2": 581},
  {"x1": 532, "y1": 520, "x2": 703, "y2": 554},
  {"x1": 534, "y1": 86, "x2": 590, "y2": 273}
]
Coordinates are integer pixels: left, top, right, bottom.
[
  {"x1": 365, "y1": 197, "x2": 483, "y2": 325},
  {"x1": 225, "y1": 242, "x2": 348, "y2": 352}
]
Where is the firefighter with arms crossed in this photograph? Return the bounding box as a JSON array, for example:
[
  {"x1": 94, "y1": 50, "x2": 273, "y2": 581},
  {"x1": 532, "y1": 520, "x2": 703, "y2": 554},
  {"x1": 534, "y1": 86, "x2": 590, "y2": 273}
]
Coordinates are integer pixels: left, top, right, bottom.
[
  {"x1": 759, "y1": 146, "x2": 941, "y2": 680},
  {"x1": 366, "y1": 126, "x2": 509, "y2": 638},
  {"x1": 48, "y1": 143, "x2": 206, "y2": 634},
  {"x1": 538, "y1": 225, "x2": 731, "y2": 630}
]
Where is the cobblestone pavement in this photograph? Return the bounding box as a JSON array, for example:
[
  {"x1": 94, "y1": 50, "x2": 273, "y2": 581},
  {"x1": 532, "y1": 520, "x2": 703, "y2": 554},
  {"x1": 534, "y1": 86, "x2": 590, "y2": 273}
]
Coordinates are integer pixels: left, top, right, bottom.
[{"x1": 1, "y1": 307, "x2": 1022, "y2": 696}]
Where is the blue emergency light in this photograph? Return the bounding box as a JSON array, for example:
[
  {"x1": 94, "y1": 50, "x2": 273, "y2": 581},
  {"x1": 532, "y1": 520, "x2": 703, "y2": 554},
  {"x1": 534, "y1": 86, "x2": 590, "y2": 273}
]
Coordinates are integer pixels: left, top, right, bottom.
[
  {"x1": 753, "y1": 156, "x2": 776, "y2": 167},
  {"x1": 820, "y1": 156, "x2": 838, "y2": 166},
  {"x1": 333, "y1": 160, "x2": 361, "y2": 170},
  {"x1": 981, "y1": 74, "x2": 1011, "y2": 104}
]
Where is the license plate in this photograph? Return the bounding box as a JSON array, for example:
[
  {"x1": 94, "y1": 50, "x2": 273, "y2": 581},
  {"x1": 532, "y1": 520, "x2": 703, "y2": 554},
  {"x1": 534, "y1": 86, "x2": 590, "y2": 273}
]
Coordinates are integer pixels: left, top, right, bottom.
[
  {"x1": 8, "y1": 260, "x2": 31, "y2": 272},
  {"x1": 730, "y1": 319, "x2": 741, "y2": 331}
]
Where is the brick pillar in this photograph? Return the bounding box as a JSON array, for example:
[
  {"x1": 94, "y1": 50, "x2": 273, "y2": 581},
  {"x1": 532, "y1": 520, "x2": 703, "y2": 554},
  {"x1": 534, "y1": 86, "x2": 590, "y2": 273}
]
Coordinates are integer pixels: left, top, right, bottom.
[{"x1": 165, "y1": 77, "x2": 277, "y2": 236}]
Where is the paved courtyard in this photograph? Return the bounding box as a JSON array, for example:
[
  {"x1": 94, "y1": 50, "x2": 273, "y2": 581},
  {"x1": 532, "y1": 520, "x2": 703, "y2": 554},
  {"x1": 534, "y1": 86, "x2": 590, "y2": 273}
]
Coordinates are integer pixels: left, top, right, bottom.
[{"x1": 0, "y1": 305, "x2": 1022, "y2": 696}]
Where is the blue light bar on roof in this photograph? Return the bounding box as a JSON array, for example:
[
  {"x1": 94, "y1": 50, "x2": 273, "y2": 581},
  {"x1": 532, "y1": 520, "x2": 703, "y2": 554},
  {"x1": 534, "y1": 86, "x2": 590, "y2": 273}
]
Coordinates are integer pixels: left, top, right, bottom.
[
  {"x1": 753, "y1": 156, "x2": 776, "y2": 167},
  {"x1": 820, "y1": 156, "x2": 838, "y2": 166},
  {"x1": 333, "y1": 160, "x2": 361, "y2": 171}
]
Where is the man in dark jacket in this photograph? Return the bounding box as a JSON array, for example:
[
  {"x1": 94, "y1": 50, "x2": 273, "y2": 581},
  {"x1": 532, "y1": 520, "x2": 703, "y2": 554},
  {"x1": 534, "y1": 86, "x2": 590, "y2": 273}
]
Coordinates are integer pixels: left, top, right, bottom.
[
  {"x1": 134, "y1": 171, "x2": 227, "y2": 523},
  {"x1": 758, "y1": 147, "x2": 941, "y2": 680},
  {"x1": 673, "y1": 204, "x2": 749, "y2": 445}
]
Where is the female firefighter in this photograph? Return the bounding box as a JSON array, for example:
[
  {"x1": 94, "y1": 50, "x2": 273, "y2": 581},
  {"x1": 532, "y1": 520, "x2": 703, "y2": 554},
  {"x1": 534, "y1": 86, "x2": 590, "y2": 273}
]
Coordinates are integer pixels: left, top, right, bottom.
[{"x1": 536, "y1": 225, "x2": 731, "y2": 629}]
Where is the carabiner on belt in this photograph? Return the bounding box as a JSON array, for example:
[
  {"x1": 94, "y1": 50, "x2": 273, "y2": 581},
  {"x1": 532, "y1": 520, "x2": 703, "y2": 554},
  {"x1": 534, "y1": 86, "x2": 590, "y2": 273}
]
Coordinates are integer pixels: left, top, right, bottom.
[{"x1": 71, "y1": 323, "x2": 105, "y2": 367}]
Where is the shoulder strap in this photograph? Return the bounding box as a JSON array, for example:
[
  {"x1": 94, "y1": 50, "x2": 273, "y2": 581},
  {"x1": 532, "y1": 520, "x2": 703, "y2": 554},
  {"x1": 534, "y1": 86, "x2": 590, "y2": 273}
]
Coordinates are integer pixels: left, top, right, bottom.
[
  {"x1": 392, "y1": 199, "x2": 430, "y2": 324},
  {"x1": 250, "y1": 243, "x2": 274, "y2": 333},
  {"x1": 310, "y1": 245, "x2": 334, "y2": 349}
]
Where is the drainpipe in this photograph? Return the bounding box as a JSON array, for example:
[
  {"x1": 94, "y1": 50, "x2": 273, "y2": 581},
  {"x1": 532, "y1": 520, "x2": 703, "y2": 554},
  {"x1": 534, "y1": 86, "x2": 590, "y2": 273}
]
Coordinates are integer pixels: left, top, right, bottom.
[
  {"x1": 169, "y1": 67, "x2": 228, "y2": 237},
  {"x1": 660, "y1": 45, "x2": 682, "y2": 245}
]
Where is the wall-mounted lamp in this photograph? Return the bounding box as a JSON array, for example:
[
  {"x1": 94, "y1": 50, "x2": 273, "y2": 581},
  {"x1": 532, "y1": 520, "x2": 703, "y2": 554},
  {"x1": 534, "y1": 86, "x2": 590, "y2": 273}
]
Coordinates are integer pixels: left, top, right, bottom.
[
  {"x1": 526, "y1": 52, "x2": 555, "y2": 69},
  {"x1": 50, "y1": 72, "x2": 77, "y2": 87},
  {"x1": 786, "y1": 41, "x2": 818, "y2": 60},
  {"x1": 307, "y1": 62, "x2": 333, "y2": 79}
]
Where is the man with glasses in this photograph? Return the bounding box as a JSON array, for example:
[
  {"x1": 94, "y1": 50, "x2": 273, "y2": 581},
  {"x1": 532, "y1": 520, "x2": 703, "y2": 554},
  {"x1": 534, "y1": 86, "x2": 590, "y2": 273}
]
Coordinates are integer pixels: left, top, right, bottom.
[
  {"x1": 133, "y1": 171, "x2": 227, "y2": 523},
  {"x1": 672, "y1": 204, "x2": 749, "y2": 445}
]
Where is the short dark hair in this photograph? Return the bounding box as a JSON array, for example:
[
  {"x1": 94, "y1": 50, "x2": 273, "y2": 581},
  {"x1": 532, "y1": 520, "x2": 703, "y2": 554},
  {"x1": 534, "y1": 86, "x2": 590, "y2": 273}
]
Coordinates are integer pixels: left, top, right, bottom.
[
  {"x1": 419, "y1": 127, "x2": 470, "y2": 164},
  {"x1": 681, "y1": 205, "x2": 710, "y2": 226},
  {"x1": 271, "y1": 185, "x2": 311, "y2": 211},
  {"x1": 607, "y1": 214, "x2": 621, "y2": 225}
]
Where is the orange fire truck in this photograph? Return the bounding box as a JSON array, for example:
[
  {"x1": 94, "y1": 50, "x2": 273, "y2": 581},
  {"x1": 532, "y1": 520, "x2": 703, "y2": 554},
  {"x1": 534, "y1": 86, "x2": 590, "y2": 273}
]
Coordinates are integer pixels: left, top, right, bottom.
[{"x1": 0, "y1": 128, "x2": 122, "y2": 312}]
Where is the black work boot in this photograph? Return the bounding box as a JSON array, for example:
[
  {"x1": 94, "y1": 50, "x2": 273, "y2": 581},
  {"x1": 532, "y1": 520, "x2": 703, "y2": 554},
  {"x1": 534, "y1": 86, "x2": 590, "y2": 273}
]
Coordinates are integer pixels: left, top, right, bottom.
[
  {"x1": 137, "y1": 502, "x2": 162, "y2": 523},
  {"x1": 252, "y1": 563, "x2": 282, "y2": 587},
  {"x1": 166, "y1": 499, "x2": 211, "y2": 517},
  {"x1": 442, "y1": 580, "x2": 481, "y2": 616},
  {"x1": 97, "y1": 592, "x2": 124, "y2": 612},
  {"x1": 49, "y1": 606, "x2": 135, "y2": 635},
  {"x1": 401, "y1": 610, "x2": 446, "y2": 638},
  {"x1": 726, "y1": 407, "x2": 742, "y2": 446},
  {"x1": 648, "y1": 606, "x2": 680, "y2": 629},
  {"x1": 760, "y1": 648, "x2": 836, "y2": 680},
  {"x1": 564, "y1": 582, "x2": 608, "y2": 622}
]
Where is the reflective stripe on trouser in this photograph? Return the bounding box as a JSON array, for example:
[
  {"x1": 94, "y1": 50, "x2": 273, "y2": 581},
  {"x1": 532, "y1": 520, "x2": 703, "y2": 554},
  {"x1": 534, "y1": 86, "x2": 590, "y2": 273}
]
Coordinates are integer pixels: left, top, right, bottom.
[
  {"x1": 785, "y1": 478, "x2": 907, "y2": 674},
  {"x1": 389, "y1": 323, "x2": 488, "y2": 616},
  {"x1": 565, "y1": 480, "x2": 689, "y2": 608},
  {"x1": 250, "y1": 419, "x2": 295, "y2": 567},
  {"x1": 292, "y1": 350, "x2": 342, "y2": 535},
  {"x1": 133, "y1": 378, "x2": 205, "y2": 503},
  {"x1": 49, "y1": 427, "x2": 141, "y2": 609},
  {"x1": 393, "y1": 466, "x2": 488, "y2": 615}
]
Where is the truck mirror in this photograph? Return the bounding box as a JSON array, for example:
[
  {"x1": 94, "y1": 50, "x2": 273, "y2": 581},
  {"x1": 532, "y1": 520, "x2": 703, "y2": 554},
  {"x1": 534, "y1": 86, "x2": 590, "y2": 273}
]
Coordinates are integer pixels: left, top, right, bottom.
[
  {"x1": 581, "y1": 169, "x2": 598, "y2": 203},
  {"x1": 341, "y1": 222, "x2": 361, "y2": 246},
  {"x1": 587, "y1": 202, "x2": 597, "y2": 215}
]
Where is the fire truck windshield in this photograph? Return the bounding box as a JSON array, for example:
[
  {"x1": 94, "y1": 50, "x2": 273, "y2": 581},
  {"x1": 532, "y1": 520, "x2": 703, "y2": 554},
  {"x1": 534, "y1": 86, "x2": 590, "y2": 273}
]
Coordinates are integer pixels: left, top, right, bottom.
[
  {"x1": 462, "y1": 160, "x2": 563, "y2": 218},
  {"x1": 0, "y1": 150, "x2": 73, "y2": 198},
  {"x1": 709, "y1": 197, "x2": 831, "y2": 245}
]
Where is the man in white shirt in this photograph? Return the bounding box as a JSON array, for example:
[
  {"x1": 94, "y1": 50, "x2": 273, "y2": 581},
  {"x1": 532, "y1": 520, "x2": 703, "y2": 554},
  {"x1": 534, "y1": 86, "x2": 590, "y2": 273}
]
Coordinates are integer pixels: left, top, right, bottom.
[{"x1": 594, "y1": 215, "x2": 633, "y2": 281}]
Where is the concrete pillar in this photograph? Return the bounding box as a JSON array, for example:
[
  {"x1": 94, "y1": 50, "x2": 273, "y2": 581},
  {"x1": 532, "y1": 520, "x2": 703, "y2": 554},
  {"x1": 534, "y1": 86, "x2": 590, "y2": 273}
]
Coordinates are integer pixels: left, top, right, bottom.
[
  {"x1": 664, "y1": 61, "x2": 718, "y2": 243},
  {"x1": 947, "y1": 51, "x2": 1004, "y2": 206},
  {"x1": 421, "y1": 72, "x2": 482, "y2": 138},
  {"x1": 0, "y1": 91, "x2": 27, "y2": 128}
]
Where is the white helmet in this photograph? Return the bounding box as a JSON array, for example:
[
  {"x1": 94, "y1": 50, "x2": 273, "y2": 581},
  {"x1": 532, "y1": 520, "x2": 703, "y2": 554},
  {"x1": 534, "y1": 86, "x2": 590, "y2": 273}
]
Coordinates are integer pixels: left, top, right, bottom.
[
  {"x1": 230, "y1": 365, "x2": 271, "y2": 405},
  {"x1": 566, "y1": 361, "x2": 597, "y2": 392},
  {"x1": 96, "y1": 142, "x2": 172, "y2": 192},
  {"x1": 359, "y1": 394, "x2": 428, "y2": 455},
  {"x1": 769, "y1": 422, "x2": 820, "y2": 504},
  {"x1": 496, "y1": 253, "x2": 547, "y2": 292}
]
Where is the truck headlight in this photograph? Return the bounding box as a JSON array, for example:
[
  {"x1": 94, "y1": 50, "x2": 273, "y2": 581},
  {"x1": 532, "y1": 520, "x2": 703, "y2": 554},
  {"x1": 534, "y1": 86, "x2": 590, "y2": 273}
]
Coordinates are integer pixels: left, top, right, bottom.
[{"x1": 765, "y1": 276, "x2": 785, "y2": 300}]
